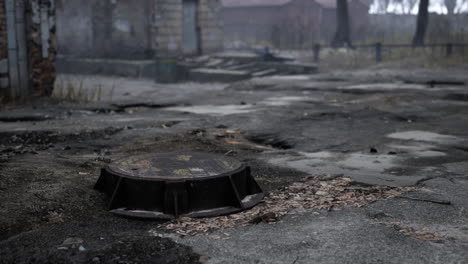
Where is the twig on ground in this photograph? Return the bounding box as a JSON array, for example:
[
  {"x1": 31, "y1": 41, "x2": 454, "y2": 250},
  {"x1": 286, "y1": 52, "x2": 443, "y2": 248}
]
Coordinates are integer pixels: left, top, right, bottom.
[{"x1": 398, "y1": 195, "x2": 451, "y2": 205}]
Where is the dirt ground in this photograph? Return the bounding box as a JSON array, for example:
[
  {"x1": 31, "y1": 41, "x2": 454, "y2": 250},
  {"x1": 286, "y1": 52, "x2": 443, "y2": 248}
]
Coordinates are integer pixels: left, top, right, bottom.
[{"x1": 1, "y1": 67, "x2": 468, "y2": 263}]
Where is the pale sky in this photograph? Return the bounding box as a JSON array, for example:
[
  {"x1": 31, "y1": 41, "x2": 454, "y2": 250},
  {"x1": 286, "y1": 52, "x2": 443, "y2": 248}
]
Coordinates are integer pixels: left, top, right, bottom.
[{"x1": 369, "y1": 0, "x2": 468, "y2": 14}]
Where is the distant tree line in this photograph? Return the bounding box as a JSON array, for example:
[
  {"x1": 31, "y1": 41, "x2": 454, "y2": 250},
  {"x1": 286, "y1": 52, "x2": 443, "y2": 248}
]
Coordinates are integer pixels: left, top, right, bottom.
[{"x1": 331, "y1": 0, "x2": 466, "y2": 47}]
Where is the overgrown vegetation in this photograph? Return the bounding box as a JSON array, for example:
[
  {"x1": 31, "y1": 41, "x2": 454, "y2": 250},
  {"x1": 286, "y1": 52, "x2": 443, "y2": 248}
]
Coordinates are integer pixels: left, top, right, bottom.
[{"x1": 52, "y1": 79, "x2": 115, "y2": 103}]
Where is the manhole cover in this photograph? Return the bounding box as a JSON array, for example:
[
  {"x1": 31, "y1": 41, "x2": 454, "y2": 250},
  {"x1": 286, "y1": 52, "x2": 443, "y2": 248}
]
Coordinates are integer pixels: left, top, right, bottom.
[{"x1": 95, "y1": 152, "x2": 264, "y2": 219}]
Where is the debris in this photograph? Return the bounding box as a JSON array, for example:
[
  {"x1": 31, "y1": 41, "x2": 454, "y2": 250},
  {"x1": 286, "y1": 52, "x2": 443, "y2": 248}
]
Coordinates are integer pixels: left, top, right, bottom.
[
  {"x1": 372, "y1": 222, "x2": 456, "y2": 243},
  {"x1": 249, "y1": 212, "x2": 279, "y2": 224},
  {"x1": 199, "y1": 256, "x2": 210, "y2": 263},
  {"x1": 212, "y1": 130, "x2": 273, "y2": 150},
  {"x1": 159, "y1": 177, "x2": 413, "y2": 236},
  {"x1": 78, "y1": 245, "x2": 86, "y2": 252},
  {"x1": 189, "y1": 129, "x2": 206, "y2": 136},
  {"x1": 62, "y1": 237, "x2": 84, "y2": 249},
  {"x1": 397, "y1": 195, "x2": 451, "y2": 205},
  {"x1": 47, "y1": 211, "x2": 64, "y2": 223},
  {"x1": 292, "y1": 256, "x2": 300, "y2": 264},
  {"x1": 370, "y1": 147, "x2": 378, "y2": 154}
]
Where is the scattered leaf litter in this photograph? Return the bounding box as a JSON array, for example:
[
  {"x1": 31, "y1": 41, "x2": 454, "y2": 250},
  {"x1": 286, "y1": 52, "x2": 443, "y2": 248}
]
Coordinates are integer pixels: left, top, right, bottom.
[
  {"x1": 160, "y1": 176, "x2": 414, "y2": 236},
  {"x1": 371, "y1": 221, "x2": 468, "y2": 243}
]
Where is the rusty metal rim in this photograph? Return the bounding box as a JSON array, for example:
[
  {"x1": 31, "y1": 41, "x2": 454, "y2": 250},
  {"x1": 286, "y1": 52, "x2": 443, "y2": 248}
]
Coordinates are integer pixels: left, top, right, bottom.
[
  {"x1": 104, "y1": 162, "x2": 247, "y2": 182},
  {"x1": 109, "y1": 193, "x2": 264, "y2": 220}
]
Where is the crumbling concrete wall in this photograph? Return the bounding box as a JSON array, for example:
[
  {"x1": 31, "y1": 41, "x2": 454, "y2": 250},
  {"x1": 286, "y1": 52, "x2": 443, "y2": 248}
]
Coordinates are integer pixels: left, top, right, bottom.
[
  {"x1": 152, "y1": 0, "x2": 183, "y2": 56},
  {"x1": 0, "y1": 0, "x2": 56, "y2": 100},
  {"x1": 57, "y1": 0, "x2": 153, "y2": 59},
  {"x1": 0, "y1": 1, "x2": 9, "y2": 96},
  {"x1": 151, "y1": 0, "x2": 223, "y2": 56},
  {"x1": 198, "y1": 0, "x2": 223, "y2": 53},
  {"x1": 55, "y1": 0, "x2": 93, "y2": 57},
  {"x1": 28, "y1": 0, "x2": 56, "y2": 96},
  {"x1": 57, "y1": 0, "x2": 223, "y2": 59}
]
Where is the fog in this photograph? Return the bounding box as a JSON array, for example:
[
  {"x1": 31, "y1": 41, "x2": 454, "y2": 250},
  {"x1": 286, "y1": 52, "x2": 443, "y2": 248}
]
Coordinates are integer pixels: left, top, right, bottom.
[{"x1": 1, "y1": 1, "x2": 468, "y2": 263}]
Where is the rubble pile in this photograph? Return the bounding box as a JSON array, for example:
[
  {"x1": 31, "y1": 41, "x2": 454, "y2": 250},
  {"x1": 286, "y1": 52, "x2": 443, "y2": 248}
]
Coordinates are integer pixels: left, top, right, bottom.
[
  {"x1": 161, "y1": 176, "x2": 414, "y2": 236},
  {"x1": 181, "y1": 51, "x2": 317, "y2": 82}
]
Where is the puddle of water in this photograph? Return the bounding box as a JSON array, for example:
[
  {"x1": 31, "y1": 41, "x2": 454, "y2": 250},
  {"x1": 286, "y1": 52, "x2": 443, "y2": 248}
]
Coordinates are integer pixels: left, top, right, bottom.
[
  {"x1": 270, "y1": 151, "x2": 397, "y2": 173},
  {"x1": 299, "y1": 151, "x2": 334, "y2": 159},
  {"x1": 261, "y1": 75, "x2": 311, "y2": 81},
  {"x1": 269, "y1": 156, "x2": 324, "y2": 172},
  {"x1": 166, "y1": 104, "x2": 256, "y2": 116},
  {"x1": 443, "y1": 161, "x2": 468, "y2": 175},
  {"x1": 114, "y1": 117, "x2": 147, "y2": 122},
  {"x1": 387, "y1": 131, "x2": 462, "y2": 144},
  {"x1": 260, "y1": 96, "x2": 318, "y2": 106},
  {"x1": 341, "y1": 83, "x2": 426, "y2": 91},
  {"x1": 267, "y1": 151, "x2": 428, "y2": 186},
  {"x1": 337, "y1": 153, "x2": 396, "y2": 171},
  {"x1": 388, "y1": 143, "x2": 446, "y2": 157}
]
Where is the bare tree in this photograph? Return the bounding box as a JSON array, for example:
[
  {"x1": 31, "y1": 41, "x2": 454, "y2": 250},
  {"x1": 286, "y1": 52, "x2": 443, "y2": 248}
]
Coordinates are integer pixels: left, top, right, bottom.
[
  {"x1": 408, "y1": 0, "x2": 419, "y2": 12},
  {"x1": 332, "y1": 0, "x2": 352, "y2": 47},
  {"x1": 412, "y1": 0, "x2": 429, "y2": 46},
  {"x1": 445, "y1": 0, "x2": 456, "y2": 14}
]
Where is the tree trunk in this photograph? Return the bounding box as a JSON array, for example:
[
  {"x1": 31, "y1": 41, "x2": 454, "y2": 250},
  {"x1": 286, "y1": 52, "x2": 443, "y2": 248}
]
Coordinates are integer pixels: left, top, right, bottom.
[
  {"x1": 412, "y1": 0, "x2": 429, "y2": 46},
  {"x1": 445, "y1": 0, "x2": 456, "y2": 14},
  {"x1": 331, "y1": 0, "x2": 352, "y2": 48}
]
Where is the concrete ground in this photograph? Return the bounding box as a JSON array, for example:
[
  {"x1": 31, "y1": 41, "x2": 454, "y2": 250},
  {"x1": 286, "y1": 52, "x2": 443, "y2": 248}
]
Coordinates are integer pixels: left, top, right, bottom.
[{"x1": 0, "y1": 68, "x2": 468, "y2": 263}]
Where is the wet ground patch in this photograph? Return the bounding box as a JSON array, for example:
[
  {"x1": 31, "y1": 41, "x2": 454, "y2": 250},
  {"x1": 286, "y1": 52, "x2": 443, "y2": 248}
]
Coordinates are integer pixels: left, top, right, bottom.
[
  {"x1": 0, "y1": 114, "x2": 53, "y2": 122},
  {"x1": 443, "y1": 93, "x2": 468, "y2": 102},
  {"x1": 244, "y1": 133, "x2": 294, "y2": 150},
  {"x1": 0, "y1": 127, "x2": 123, "y2": 146},
  {"x1": 113, "y1": 102, "x2": 181, "y2": 114},
  {"x1": 404, "y1": 79, "x2": 466, "y2": 87},
  {"x1": 0, "y1": 221, "x2": 201, "y2": 264}
]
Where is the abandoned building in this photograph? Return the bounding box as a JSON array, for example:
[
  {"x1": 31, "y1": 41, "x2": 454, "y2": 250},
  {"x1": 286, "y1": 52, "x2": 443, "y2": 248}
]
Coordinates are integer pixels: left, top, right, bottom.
[
  {"x1": 0, "y1": 0, "x2": 56, "y2": 100},
  {"x1": 222, "y1": 0, "x2": 370, "y2": 48},
  {"x1": 56, "y1": 0, "x2": 223, "y2": 77}
]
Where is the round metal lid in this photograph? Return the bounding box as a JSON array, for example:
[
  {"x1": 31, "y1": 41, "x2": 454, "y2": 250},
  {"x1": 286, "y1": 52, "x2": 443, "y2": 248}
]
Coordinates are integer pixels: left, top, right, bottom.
[{"x1": 107, "y1": 152, "x2": 243, "y2": 180}]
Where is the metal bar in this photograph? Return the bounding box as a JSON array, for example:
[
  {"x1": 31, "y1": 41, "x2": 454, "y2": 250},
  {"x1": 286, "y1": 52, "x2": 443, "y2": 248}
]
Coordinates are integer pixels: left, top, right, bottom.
[
  {"x1": 229, "y1": 175, "x2": 244, "y2": 209},
  {"x1": 375, "y1": 42, "x2": 382, "y2": 63},
  {"x1": 40, "y1": 3, "x2": 50, "y2": 58},
  {"x1": 5, "y1": 0, "x2": 19, "y2": 98},
  {"x1": 313, "y1": 44, "x2": 320, "y2": 62},
  {"x1": 446, "y1": 43, "x2": 453, "y2": 58},
  {"x1": 15, "y1": 0, "x2": 29, "y2": 97}
]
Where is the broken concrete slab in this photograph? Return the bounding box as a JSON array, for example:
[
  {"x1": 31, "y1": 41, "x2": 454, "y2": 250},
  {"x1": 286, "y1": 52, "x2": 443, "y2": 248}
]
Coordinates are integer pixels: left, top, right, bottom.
[
  {"x1": 172, "y1": 208, "x2": 468, "y2": 264},
  {"x1": 261, "y1": 61, "x2": 318, "y2": 75},
  {"x1": 0, "y1": 113, "x2": 53, "y2": 122},
  {"x1": 252, "y1": 68, "x2": 277, "y2": 77},
  {"x1": 387, "y1": 131, "x2": 463, "y2": 144},
  {"x1": 166, "y1": 104, "x2": 256, "y2": 116},
  {"x1": 188, "y1": 68, "x2": 251, "y2": 83}
]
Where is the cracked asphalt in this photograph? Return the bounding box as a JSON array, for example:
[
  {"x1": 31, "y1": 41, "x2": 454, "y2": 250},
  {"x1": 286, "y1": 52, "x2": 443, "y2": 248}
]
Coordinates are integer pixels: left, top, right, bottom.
[{"x1": 1, "y1": 67, "x2": 468, "y2": 263}]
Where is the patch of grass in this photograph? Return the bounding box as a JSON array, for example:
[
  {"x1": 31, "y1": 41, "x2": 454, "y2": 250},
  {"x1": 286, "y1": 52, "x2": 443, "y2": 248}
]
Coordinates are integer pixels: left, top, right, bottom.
[{"x1": 52, "y1": 79, "x2": 115, "y2": 103}]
